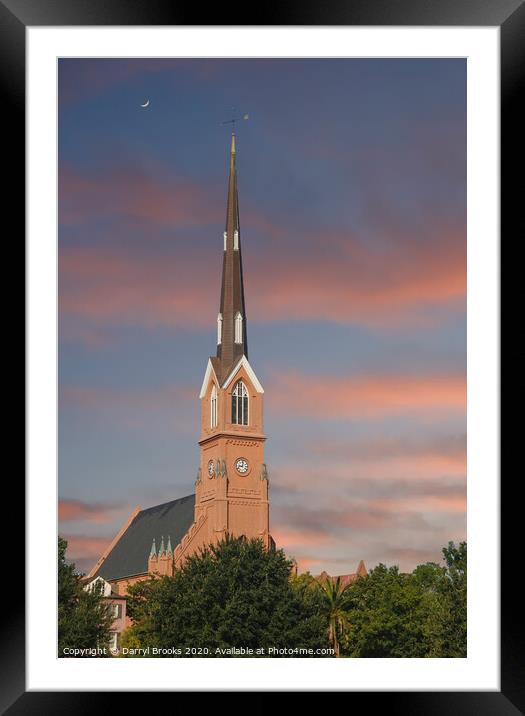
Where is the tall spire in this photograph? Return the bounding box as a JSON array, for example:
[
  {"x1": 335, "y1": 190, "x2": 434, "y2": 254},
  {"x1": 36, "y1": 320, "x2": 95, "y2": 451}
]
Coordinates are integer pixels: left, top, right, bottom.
[{"x1": 217, "y1": 132, "x2": 248, "y2": 375}]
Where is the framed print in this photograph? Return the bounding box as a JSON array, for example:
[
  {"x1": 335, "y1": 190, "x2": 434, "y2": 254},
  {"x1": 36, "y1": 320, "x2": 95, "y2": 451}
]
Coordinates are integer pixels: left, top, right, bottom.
[{"x1": 5, "y1": 0, "x2": 519, "y2": 711}]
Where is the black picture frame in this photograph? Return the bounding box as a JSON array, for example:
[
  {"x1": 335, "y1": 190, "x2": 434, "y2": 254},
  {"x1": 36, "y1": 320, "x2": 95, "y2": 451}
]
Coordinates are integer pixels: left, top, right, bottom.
[{"x1": 5, "y1": 0, "x2": 517, "y2": 712}]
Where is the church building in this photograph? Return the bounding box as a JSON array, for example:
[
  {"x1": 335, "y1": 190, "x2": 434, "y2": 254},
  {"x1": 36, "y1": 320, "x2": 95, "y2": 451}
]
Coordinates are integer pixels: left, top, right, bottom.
[
  {"x1": 86, "y1": 135, "x2": 366, "y2": 648},
  {"x1": 88, "y1": 133, "x2": 273, "y2": 598}
]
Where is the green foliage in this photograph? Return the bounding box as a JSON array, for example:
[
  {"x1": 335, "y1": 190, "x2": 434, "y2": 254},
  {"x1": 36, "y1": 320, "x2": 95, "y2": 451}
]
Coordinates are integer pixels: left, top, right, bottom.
[
  {"x1": 121, "y1": 538, "x2": 466, "y2": 659},
  {"x1": 429, "y1": 541, "x2": 467, "y2": 657},
  {"x1": 58, "y1": 537, "x2": 114, "y2": 657},
  {"x1": 343, "y1": 542, "x2": 467, "y2": 658},
  {"x1": 317, "y1": 576, "x2": 353, "y2": 657},
  {"x1": 124, "y1": 535, "x2": 330, "y2": 657}
]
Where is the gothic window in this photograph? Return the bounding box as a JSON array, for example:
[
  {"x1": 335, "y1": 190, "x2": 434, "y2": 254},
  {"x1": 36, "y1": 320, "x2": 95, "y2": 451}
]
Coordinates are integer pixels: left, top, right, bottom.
[
  {"x1": 211, "y1": 384, "x2": 218, "y2": 428},
  {"x1": 232, "y1": 380, "x2": 248, "y2": 425},
  {"x1": 217, "y1": 313, "x2": 223, "y2": 345},
  {"x1": 234, "y1": 312, "x2": 243, "y2": 344}
]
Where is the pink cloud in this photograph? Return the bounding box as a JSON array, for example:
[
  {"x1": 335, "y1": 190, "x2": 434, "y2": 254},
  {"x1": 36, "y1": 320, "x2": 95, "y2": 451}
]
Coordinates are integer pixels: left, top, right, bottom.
[
  {"x1": 58, "y1": 157, "x2": 465, "y2": 336},
  {"x1": 311, "y1": 434, "x2": 466, "y2": 462},
  {"x1": 271, "y1": 527, "x2": 336, "y2": 549},
  {"x1": 59, "y1": 499, "x2": 124, "y2": 523},
  {"x1": 267, "y1": 371, "x2": 465, "y2": 419},
  {"x1": 247, "y1": 228, "x2": 465, "y2": 326},
  {"x1": 61, "y1": 534, "x2": 113, "y2": 563},
  {"x1": 59, "y1": 163, "x2": 220, "y2": 228},
  {"x1": 368, "y1": 494, "x2": 466, "y2": 514},
  {"x1": 59, "y1": 245, "x2": 219, "y2": 331}
]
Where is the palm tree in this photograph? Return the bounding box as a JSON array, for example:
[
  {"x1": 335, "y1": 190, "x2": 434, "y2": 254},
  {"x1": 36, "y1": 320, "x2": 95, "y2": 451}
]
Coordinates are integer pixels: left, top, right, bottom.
[{"x1": 318, "y1": 575, "x2": 352, "y2": 657}]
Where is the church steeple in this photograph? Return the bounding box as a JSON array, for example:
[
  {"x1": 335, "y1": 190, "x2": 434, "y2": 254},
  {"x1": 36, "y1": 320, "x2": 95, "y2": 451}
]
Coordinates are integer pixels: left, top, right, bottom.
[
  {"x1": 217, "y1": 133, "x2": 248, "y2": 376},
  {"x1": 194, "y1": 130, "x2": 271, "y2": 559}
]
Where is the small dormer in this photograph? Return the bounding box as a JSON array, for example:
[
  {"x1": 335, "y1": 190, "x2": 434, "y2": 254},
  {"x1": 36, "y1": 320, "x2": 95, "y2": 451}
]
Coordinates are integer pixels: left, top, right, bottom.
[{"x1": 85, "y1": 575, "x2": 112, "y2": 597}]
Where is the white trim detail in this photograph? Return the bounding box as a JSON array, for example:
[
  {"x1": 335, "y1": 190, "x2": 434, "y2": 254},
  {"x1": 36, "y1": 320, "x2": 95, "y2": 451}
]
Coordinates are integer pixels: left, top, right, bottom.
[
  {"x1": 223, "y1": 231, "x2": 227, "y2": 250},
  {"x1": 222, "y1": 355, "x2": 264, "y2": 394},
  {"x1": 199, "y1": 359, "x2": 219, "y2": 399},
  {"x1": 234, "y1": 229, "x2": 239, "y2": 250},
  {"x1": 217, "y1": 313, "x2": 223, "y2": 345},
  {"x1": 234, "y1": 312, "x2": 243, "y2": 344},
  {"x1": 210, "y1": 384, "x2": 218, "y2": 427}
]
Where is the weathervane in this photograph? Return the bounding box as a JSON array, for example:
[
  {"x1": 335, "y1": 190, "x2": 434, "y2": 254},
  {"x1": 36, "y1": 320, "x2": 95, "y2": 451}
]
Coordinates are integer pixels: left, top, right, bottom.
[{"x1": 221, "y1": 107, "x2": 249, "y2": 131}]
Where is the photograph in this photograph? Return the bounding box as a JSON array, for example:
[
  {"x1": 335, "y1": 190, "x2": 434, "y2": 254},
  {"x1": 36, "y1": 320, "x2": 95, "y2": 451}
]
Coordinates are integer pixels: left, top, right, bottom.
[{"x1": 57, "y1": 57, "x2": 467, "y2": 660}]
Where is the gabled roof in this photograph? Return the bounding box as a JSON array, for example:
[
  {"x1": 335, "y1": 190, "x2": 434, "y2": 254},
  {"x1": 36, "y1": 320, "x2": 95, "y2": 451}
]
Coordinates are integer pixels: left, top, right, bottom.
[
  {"x1": 199, "y1": 358, "x2": 220, "y2": 398},
  {"x1": 93, "y1": 495, "x2": 195, "y2": 581},
  {"x1": 199, "y1": 355, "x2": 264, "y2": 398},
  {"x1": 222, "y1": 355, "x2": 264, "y2": 393}
]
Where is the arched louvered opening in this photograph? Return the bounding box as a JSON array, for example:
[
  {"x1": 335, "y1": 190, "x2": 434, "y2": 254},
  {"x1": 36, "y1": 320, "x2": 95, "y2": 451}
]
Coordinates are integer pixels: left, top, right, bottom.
[{"x1": 232, "y1": 380, "x2": 248, "y2": 425}]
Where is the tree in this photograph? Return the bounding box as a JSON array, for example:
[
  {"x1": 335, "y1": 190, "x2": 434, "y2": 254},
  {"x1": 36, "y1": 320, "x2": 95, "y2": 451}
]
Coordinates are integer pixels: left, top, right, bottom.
[
  {"x1": 343, "y1": 564, "x2": 428, "y2": 657},
  {"x1": 58, "y1": 537, "x2": 113, "y2": 657},
  {"x1": 433, "y1": 541, "x2": 467, "y2": 657},
  {"x1": 317, "y1": 576, "x2": 352, "y2": 657},
  {"x1": 124, "y1": 535, "x2": 330, "y2": 657},
  {"x1": 343, "y1": 542, "x2": 467, "y2": 658}
]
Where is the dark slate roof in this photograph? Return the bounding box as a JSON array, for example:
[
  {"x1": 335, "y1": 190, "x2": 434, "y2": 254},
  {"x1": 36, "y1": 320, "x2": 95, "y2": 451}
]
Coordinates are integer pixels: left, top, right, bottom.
[{"x1": 95, "y1": 494, "x2": 195, "y2": 581}]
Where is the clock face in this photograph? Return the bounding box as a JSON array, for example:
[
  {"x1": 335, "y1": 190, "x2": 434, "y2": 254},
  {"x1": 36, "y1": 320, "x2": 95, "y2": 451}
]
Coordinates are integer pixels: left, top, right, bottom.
[
  {"x1": 207, "y1": 460, "x2": 215, "y2": 477},
  {"x1": 235, "y1": 458, "x2": 249, "y2": 475}
]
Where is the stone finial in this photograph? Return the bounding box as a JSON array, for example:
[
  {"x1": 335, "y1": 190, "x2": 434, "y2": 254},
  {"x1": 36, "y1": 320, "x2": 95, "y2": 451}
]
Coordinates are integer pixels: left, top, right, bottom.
[
  {"x1": 149, "y1": 538, "x2": 157, "y2": 559},
  {"x1": 166, "y1": 535, "x2": 173, "y2": 555},
  {"x1": 158, "y1": 536, "x2": 165, "y2": 556},
  {"x1": 260, "y1": 463, "x2": 269, "y2": 481},
  {"x1": 195, "y1": 467, "x2": 202, "y2": 485}
]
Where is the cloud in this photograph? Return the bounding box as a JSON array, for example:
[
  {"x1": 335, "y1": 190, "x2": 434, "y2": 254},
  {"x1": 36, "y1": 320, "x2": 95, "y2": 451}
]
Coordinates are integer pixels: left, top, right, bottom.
[
  {"x1": 270, "y1": 527, "x2": 335, "y2": 549},
  {"x1": 59, "y1": 163, "x2": 219, "y2": 229},
  {"x1": 59, "y1": 499, "x2": 124, "y2": 523},
  {"x1": 58, "y1": 229, "x2": 465, "y2": 339},
  {"x1": 59, "y1": 58, "x2": 227, "y2": 106},
  {"x1": 58, "y1": 159, "x2": 465, "y2": 340},
  {"x1": 60, "y1": 533, "x2": 113, "y2": 574},
  {"x1": 311, "y1": 433, "x2": 466, "y2": 462},
  {"x1": 266, "y1": 370, "x2": 465, "y2": 420},
  {"x1": 247, "y1": 228, "x2": 465, "y2": 327},
  {"x1": 60, "y1": 384, "x2": 196, "y2": 431},
  {"x1": 269, "y1": 494, "x2": 465, "y2": 575}
]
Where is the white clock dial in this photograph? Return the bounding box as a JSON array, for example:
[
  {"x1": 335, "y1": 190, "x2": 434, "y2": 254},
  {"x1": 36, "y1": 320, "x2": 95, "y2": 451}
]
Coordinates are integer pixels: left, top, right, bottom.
[
  {"x1": 235, "y1": 458, "x2": 249, "y2": 474},
  {"x1": 207, "y1": 460, "x2": 215, "y2": 477}
]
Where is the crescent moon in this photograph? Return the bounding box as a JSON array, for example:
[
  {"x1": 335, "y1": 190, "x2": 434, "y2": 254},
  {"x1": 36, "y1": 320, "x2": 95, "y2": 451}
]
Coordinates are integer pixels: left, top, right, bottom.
[{"x1": 140, "y1": 100, "x2": 150, "y2": 108}]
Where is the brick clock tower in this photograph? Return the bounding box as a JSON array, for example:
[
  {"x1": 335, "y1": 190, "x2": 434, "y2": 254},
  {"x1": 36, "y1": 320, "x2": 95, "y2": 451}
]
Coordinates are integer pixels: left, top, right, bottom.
[{"x1": 173, "y1": 133, "x2": 273, "y2": 566}]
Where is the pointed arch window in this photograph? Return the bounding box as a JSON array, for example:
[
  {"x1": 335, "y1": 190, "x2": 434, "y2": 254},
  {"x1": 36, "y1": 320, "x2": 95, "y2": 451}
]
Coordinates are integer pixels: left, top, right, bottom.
[
  {"x1": 232, "y1": 380, "x2": 248, "y2": 425},
  {"x1": 211, "y1": 384, "x2": 218, "y2": 428},
  {"x1": 217, "y1": 313, "x2": 223, "y2": 345},
  {"x1": 234, "y1": 312, "x2": 243, "y2": 344}
]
